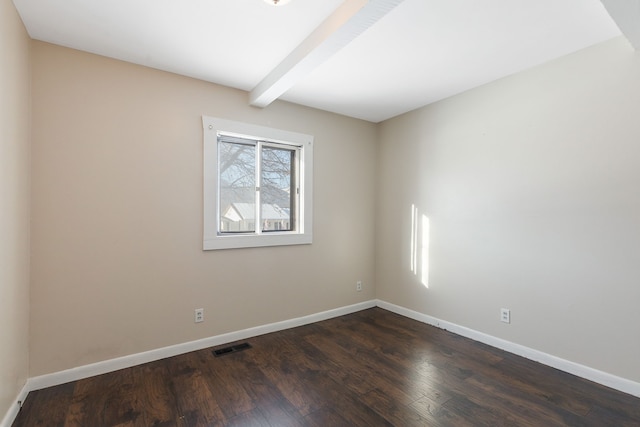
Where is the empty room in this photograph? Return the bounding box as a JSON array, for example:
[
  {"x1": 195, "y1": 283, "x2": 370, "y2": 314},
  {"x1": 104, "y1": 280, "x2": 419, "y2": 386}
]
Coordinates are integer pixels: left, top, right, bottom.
[{"x1": 2, "y1": 0, "x2": 640, "y2": 425}]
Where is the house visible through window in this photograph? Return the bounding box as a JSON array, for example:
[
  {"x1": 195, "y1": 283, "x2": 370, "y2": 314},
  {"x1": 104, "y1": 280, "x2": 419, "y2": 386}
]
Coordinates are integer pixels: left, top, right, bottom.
[
  {"x1": 218, "y1": 135, "x2": 296, "y2": 233},
  {"x1": 203, "y1": 116, "x2": 313, "y2": 250}
]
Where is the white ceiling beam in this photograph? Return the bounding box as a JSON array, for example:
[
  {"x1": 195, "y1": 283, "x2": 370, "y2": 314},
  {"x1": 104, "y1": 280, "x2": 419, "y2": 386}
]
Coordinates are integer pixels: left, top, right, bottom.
[
  {"x1": 600, "y1": 0, "x2": 640, "y2": 50},
  {"x1": 249, "y1": 0, "x2": 406, "y2": 108}
]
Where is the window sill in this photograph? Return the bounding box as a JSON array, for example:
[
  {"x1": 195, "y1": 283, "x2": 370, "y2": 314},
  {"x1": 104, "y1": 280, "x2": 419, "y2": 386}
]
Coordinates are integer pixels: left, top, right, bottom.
[{"x1": 203, "y1": 232, "x2": 312, "y2": 250}]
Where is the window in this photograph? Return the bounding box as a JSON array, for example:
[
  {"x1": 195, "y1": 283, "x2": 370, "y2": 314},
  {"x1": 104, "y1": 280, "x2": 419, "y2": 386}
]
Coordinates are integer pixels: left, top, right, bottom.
[{"x1": 203, "y1": 116, "x2": 313, "y2": 250}]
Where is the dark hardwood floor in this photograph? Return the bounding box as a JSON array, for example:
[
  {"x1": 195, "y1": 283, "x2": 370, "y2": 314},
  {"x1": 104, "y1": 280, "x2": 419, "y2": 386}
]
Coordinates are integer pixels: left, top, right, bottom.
[{"x1": 13, "y1": 308, "x2": 640, "y2": 426}]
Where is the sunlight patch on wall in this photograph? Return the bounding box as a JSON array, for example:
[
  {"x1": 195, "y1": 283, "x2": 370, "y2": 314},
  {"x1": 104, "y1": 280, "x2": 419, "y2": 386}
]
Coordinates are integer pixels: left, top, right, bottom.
[
  {"x1": 410, "y1": 204, "x2": 430, "y2": 288},
  {"x1": 411, "y1": 204, "x2": 418, "y2": 275},
  {"x1": 421, "y1": 214, "x2": 429, "y2": 287}
]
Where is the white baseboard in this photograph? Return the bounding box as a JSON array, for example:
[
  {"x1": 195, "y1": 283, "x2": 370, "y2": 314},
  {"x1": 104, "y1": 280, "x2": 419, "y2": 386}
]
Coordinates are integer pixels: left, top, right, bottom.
[
  {"x1": 5, "y1": 297, "x2": 639, "y2": 427},
  {"x1": 0, "y1": 381, "x2": 29, "y2": 427},
  {"x1": 376, "y1": 299, "x2": 640, "y2": 398},
  {"x1": 1, "y1": 300, "x2": 375, "y2": 427},
  {"x1": 28, "y1": 300, "x2": 376, "y2": 392}
]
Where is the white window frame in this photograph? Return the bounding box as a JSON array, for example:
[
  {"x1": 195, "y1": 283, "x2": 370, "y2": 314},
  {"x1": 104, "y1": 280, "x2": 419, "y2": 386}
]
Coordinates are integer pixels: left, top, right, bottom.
[{"x1": 203, "y1": 116, "x2": 313, "y2": 250}]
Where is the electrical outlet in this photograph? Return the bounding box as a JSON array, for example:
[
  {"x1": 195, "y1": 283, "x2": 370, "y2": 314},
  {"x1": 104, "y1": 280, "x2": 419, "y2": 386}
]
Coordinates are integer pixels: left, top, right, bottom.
[
  {"x1": 500, "y1": 308, "x2": 510, "y2": 324},
  {"x1": 356, "y1": 281, "x2": 363, "y2": 291},
  {"x1": 195, "y1": 308, "x2": 204, "y2": 323}
]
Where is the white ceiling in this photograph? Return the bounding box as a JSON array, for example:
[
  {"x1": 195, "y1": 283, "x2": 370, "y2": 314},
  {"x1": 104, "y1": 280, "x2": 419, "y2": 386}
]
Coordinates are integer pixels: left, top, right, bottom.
[{"x1": 12, "y1": 0, "x2": 631, "y2": 122}]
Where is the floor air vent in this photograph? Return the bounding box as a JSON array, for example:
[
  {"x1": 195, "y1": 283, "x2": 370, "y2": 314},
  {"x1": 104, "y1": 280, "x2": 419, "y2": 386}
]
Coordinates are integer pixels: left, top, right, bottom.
[{"x1": 213, "y1": 342, "x2": 252, "y2": 357}]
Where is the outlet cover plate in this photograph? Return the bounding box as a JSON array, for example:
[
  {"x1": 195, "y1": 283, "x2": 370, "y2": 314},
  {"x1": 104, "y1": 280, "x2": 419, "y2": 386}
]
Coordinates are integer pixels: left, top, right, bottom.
[
  {"x1": 195, "y1": 308, "x2": 204, "y2": 323},
  {"x1": 500, "y1": 308, "x2": 510, "y2": 324}
]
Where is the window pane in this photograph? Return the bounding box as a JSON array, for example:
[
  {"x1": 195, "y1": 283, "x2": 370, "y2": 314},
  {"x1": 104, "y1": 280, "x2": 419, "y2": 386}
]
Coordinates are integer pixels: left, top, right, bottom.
[
  {"x1": 261, "y1": 146, "x2": 294, "y2": 232},
  {"x1": 219, "y1": 140, "x2": 256, "y2": 233}
]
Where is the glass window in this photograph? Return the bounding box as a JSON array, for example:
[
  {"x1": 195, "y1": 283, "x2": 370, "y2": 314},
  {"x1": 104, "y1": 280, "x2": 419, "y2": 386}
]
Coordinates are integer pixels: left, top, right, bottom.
[{"x1": 203, "y1": 116, "x2": 313, "y2": 250}]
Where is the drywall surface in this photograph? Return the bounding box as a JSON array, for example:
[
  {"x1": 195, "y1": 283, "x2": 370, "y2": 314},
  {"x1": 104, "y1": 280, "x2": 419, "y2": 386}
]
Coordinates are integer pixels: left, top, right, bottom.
[
  {"x1": 30, "y1": 42, "x2": 377, "y2": 376},
  {"x1": 0, "y1": 0, "x2": 31, "y2": 418},
  {"x1": 376, "y1": 36, "x2": 640, "y2": 382}
]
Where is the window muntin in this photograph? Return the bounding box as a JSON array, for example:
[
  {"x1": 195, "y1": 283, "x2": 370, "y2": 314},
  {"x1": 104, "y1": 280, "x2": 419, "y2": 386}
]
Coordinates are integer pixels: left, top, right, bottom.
[{"x1": 203, "y1": 116, "x2": 313, "y2": 250}]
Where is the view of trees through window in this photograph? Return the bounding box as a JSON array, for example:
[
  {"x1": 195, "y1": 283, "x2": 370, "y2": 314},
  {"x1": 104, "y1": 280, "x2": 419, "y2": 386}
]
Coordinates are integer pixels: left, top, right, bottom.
[{"x1": 218, "y1": 137, "x2": 295, "y2": 234}]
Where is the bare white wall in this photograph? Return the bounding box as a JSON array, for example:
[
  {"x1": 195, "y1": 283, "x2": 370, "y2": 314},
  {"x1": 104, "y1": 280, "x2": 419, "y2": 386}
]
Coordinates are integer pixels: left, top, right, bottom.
[
  {"x1": 30, "y1": 42, "x2": 377, "y2": 376},
  {"x1": 376, "y1": 36, "x2": 640, "y2": 383},
  {"x1": 0, "y1": 0, "x2": 31, "y2": 417}
]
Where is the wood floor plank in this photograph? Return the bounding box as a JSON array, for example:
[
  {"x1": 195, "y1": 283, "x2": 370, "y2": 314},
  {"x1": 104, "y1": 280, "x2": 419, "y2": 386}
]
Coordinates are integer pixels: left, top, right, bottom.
[
  {"x1": 130, "y1": 362, "x2": 178, "y2": 427},
  {"x1": 169, "y1": 369, "x2": 226, "y2": 426},
  {"x1": 12, "y1": 308, "x2": 640, "y2": 427},
  {"x1": 297, "y1": 337, "x2": 377, "y2": 397},
  {"x1": 194, "y1": 349, "x2": 256, "y2": 419},
  {"x1": 462, "y1": 369, "x2": 587, "y2": 426},
  {"x1": 258, "y1": 330, "x2": 377, "y2": 413},
  {"x1": 303, "y1": 328, "x2": 423, "y2": 401},
  {"x1": 64, "y1": 368, "x2": 141, "y2": 427},
  {"x1": 297, "y1": 370, "x2": 394, "y2": 427},
  {"x1": 361, "y1": 387, "x2": 436, "y2": 426},
  {"x1": 303, "y1": 406, "x2": 351, "y2": 427},
  {"x1": 254, "y1": 398, "x2": 305, "y2": 427},
  {"x1": 13, "y1": 381, "x2": 75, "y2": 427},
  {"x1": 259, "y1": 363, "x2": 327, "y2": 417},
  {"x1": 213, "y1": 350, "x2": 302, "y2": 424},
  {"x1": 223, "y1": 408, "x2": 271, "y2": 427},
  {"x1": 489, "y1": 354, "x2": 595, "y2": 417},
  {"x1": 585, "y1": 404, "x2": 640, "y2": 427}
]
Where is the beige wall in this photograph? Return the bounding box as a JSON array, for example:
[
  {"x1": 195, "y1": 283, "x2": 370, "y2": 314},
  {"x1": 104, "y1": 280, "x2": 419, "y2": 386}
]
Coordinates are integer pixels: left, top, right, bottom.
[
  {"x1": 16, "y1": 10, "x2": 640, "y2": 395},
  {"x1": 376, "y1": 36, "x2": 640, "y2": 382},
  {"x1": 30, "y1": 42, "x2": 377, "y2": 376},
  {"x1": 0, "y1": 0, "x2": 31, "y2": 418}
]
